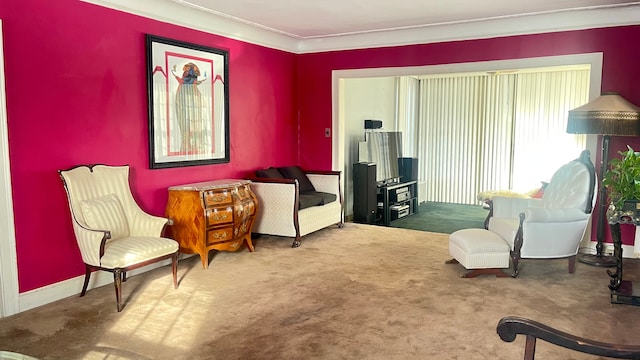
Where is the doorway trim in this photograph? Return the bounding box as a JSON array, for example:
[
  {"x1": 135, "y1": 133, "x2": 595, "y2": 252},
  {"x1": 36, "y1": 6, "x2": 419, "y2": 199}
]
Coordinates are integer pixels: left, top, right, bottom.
[
  {"x1": 331, "y1": 53, "x2": 603, "y2": 216},
  {"x1": 0, "y1": 19, "x2": 20, "y2": 317}
]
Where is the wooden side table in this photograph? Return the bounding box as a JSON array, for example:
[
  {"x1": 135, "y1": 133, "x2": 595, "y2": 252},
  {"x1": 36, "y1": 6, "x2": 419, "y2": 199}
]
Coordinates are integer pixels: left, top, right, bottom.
[{"x1": 166, "y1": 179, "x2": 258, "y2": 269}]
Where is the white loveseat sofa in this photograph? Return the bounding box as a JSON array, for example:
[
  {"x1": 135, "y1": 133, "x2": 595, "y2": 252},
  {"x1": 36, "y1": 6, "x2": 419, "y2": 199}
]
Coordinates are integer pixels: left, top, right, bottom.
[{"x1": 249, "y1": 166, "x2": 344, "y2": 247}]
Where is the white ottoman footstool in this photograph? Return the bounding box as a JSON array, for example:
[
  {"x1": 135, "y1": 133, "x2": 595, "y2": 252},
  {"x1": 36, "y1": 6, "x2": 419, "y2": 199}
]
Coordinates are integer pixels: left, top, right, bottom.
[{"x1": 446, "y1": 228, "x2": 510, "y2": 278}]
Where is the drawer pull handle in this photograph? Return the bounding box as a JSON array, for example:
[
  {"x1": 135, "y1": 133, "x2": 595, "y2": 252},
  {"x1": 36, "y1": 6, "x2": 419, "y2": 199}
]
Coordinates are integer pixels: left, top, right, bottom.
[
  {"x1": 213, "y1": 213, "x2": 229, "y2": 221},
  {"x1": 212, "y1": 231, "x2": 228, "y2": 239}
]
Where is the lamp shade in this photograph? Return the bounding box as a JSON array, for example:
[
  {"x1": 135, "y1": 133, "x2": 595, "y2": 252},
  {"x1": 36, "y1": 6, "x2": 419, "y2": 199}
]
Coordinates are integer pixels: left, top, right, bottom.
[{"x1": 567, "y1": 92, "x2": 640, "y2": 135}]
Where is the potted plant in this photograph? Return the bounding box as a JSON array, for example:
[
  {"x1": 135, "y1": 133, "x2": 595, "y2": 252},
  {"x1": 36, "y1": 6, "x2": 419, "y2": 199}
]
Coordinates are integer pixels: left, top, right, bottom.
[{"x1": 602, "y1": 146, "x2": 640, "y2": 212}]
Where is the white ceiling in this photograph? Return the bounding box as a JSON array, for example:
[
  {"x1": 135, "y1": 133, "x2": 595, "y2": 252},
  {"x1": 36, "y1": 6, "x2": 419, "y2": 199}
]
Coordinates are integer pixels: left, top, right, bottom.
[
  {"x1": 85, "y1": 0, "x2": 640, "y2": 53},
  {"x1": 172, "y1": 0, "x2": 640, "y2": 38}
]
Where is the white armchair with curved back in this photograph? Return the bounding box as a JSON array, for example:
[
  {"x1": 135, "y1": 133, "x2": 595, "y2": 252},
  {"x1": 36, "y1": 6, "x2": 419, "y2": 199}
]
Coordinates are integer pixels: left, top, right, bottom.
[
  {"x1": 485, "y1": 150, "x2": 597, "y2": 277},
  {"x1": 59, "y1": 165, "x2": 179, "y2": 312}
]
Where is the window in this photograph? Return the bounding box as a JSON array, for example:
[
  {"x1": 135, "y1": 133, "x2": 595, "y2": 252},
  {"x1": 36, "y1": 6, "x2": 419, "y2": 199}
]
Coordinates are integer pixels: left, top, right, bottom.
[{"x1": 401, "y1": 66, "x2": 590, "y2": 204}]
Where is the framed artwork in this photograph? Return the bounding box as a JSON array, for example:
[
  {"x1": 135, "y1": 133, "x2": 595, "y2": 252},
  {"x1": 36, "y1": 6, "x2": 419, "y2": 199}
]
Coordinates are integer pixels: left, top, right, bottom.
[{"x1": 146, "y1": 34, "x2": 229, "y2": 169}]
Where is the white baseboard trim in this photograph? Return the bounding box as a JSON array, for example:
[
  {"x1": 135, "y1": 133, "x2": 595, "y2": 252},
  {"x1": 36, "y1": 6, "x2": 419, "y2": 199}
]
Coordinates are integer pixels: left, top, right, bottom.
[
  {"x1": 19, "y1": 255, "x2": 194, "y2": 313},
  {"x1": 579, "y1": 241, "x2": 638, "y2": 259}
]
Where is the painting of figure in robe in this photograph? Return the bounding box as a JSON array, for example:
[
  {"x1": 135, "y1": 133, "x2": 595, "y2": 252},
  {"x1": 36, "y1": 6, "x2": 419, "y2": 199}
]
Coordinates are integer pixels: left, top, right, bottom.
[
  {"x1": 172, "y1": 62, "x2": 208, "y2": 153},
  {"x1": 147, "y1": 35, "x2": 229, "y2": 168}
]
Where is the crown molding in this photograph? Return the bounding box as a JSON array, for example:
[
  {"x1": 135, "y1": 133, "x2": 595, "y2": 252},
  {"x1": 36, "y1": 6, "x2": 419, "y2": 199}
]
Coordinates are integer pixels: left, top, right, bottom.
[
  {"x1": 300, "y1": 5, "x2": 640, "y2": 53},
  {"x1": 82, "y1": 0, "x2": 640, "y2": 54},
  {"x1": 80, "y1": 0, "x2": 300, "y2": 52}
]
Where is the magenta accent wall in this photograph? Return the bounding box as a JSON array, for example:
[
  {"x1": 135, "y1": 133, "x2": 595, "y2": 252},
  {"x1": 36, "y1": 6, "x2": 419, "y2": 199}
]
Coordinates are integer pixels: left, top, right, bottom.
[
  {"x1": 3, "y1": 0, "x2": 640, "y2": 294},
  {"x1": 297, "y1": 26, "x2": 640, "y2": 247},
  {"x1": 0, "y1": 0, "x2": 298, "y2": 292}
]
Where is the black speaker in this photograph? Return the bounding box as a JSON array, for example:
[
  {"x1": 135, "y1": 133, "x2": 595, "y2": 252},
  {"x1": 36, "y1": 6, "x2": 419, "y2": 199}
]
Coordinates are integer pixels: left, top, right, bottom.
[
  {"x1": 353, "y1": 162, "x2": 377, "y2": 224},
  {"x1": 364, "y1": 119, "x2": 383, "y2": 129},
  {"x1": 398, "y1": 157, "x2": 418, "y2": 182}
]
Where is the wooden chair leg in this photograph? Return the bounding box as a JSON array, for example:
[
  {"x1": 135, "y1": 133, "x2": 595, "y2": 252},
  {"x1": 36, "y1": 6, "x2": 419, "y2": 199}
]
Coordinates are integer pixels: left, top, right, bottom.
[
  {"x1": 524, "y1": 334, "x2": 537, "y2": 360},
  {"x1": 292, "y1": 235, "x2": 301, "y2": 248},
  {"x1": 172, "y1": 252, "x2": 179, "y2": 289},
  {"x1": 114, "y1": 269, "x2": 123, "y2": 312},
  {"x1": 462, "y1": 268, "x2": 508, "y2": 278},
  {"x1": 511, "y1": 252, "x2": 521, "y2": 278},
  {"x1": 568, "y1": 255, "x2": 576, "y2": 274},
  {"x1": 292, "y1": 221, "x2": 301, "y2": 248},
  {"x1": 80, "y1": 264, "x2": 92, "y2": 297}
]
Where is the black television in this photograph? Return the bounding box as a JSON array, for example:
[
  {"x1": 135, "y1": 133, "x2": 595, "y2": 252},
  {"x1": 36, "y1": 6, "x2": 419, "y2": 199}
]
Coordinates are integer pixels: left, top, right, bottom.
[{"x1": 358, "y1": 131, "x2": 403, "y2": 185}]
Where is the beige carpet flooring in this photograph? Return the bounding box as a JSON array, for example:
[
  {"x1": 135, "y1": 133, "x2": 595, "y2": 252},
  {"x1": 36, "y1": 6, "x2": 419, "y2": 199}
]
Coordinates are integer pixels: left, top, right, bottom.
[{"x1": 1, "y1": 223, "x2": 640, "y2": 359}]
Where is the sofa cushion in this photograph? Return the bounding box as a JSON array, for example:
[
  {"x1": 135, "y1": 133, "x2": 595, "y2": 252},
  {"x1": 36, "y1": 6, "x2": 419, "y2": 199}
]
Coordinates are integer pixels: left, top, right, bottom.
[
  {"x1": 315, "y1": 191, "x2": 337, "y2": 205},
  {"x1": 299, "y1": 191, "x2": 337, "y2": 210},
  {"x1": 299, "y1": 193, "x2": 324, "y2": 210},
  {"x1": 278, "y1": 166, "x2": 316, "y2": 193},
  {"x1": 255, "y1": 167, "x2": 284, "y2": 179}
]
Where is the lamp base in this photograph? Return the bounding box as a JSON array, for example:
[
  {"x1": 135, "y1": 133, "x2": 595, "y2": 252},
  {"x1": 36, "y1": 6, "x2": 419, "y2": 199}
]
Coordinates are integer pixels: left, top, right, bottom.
[{"x1": 578, "y1": 253, "x2": 617, "y2": 267}]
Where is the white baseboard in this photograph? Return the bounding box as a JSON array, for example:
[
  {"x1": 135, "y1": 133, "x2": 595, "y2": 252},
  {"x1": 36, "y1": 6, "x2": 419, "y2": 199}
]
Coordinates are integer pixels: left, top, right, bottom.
[
  {"x1": 19, "y1": 255, "x2": 193, "y2": 313},
  {"x1": 579, "y1": 241, "x2": 638, "y2": 259}
]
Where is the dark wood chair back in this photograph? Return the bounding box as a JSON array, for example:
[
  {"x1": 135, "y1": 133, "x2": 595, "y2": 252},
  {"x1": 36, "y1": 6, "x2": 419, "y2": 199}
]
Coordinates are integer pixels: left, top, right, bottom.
[{"x1": 497, "y1": 316, "x2": 640, "y2": 359}]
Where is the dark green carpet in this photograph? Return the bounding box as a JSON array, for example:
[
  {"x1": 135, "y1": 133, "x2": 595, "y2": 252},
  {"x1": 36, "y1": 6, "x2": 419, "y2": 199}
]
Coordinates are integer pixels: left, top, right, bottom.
[{"x1": 390, "y1": 201, "x2": 487, "y2": 234}]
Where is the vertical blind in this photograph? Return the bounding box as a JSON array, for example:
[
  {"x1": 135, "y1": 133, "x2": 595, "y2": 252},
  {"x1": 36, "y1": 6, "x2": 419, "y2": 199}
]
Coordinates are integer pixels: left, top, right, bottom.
[
  {"x1": 511, "y1": 70, "x2": 589, "y2": 192},
  {"x1": 403, "y1": 68, "x2": 589, "y2": 205}
]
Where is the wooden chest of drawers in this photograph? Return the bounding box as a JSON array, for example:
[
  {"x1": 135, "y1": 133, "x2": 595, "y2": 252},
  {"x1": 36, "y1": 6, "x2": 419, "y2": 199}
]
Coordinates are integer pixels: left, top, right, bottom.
[{"x1": 165, "y1": 179, "x2": 258, "y2": 269}]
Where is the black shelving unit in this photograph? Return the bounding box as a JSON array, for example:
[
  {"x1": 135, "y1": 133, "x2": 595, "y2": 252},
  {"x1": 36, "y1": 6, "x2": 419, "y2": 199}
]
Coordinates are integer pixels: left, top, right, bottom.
[{"x1": 377, "y1": 180, "x2": 418, "y2": 226}]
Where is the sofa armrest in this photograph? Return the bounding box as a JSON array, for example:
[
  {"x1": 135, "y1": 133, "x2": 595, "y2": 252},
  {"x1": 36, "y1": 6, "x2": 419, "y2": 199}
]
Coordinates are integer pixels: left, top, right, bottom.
[
  {"x1": 130, "y1": 210, "x2": 171, "y2": 237},
  {"x1": 305, "y1": 170, "x2": 341, "y2": 176},
  {"x1": 307, "y1": 172, "x2": 341, "y2": 196},
  {"x1": 523, "y1": 207, "x2": 589, "y2": 223},
  {"x1": 71, "y1": 219, "x2": 110, "y2": 267},
  {"x1": 491, "y1": 196, "x2": 543, "y2": 218},
  {"x1": 250, "y1": 178, "x2": 298, "y2": 202},
  {"x1": 249, "y1": 177, "x2": 297, "y2": 185},
  {"x1": 249, "y1": 179, "x2": 299, "y2": 237}
]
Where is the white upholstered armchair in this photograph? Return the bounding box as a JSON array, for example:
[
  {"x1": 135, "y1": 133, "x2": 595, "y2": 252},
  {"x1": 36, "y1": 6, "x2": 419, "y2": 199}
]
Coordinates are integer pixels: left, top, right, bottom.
[
  {"x1": 59, "y1": 165, "x2": 179, "y2": 312},
  {"x1": 486, "y1": 150, "x2": 597, "y2": 277}
]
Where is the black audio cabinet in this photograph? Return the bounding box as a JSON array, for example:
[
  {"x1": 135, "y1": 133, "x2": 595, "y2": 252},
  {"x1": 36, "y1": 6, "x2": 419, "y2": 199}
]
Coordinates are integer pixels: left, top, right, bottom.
[{"x1": 353, "y1": 162, "x2": 418, "y2": 226}]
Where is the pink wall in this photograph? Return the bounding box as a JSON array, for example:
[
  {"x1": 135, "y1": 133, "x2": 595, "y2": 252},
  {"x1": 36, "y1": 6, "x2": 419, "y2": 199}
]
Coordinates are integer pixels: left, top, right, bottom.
[
  {"x1": 297, "y1": 26, "x2": 640, "y2": 247},
  {"x1": 3, "y1": 0, "x2": 640, "y2": 294},
  {"x1": 0, "y1": 0, "x2": 298, "y2": 292}
]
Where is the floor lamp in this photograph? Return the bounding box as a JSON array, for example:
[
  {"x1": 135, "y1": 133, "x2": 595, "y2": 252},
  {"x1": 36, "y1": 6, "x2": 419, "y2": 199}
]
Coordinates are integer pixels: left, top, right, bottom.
[{"x1": 566, "y1": 92, "x2": 640, "y2": 267}]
